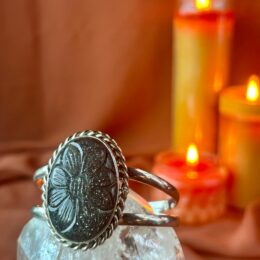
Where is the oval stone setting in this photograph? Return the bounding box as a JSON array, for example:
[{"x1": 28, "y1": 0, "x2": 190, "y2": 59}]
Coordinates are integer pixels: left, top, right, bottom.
[{"x1": 46, "y1": 137, "x2": 119, "y2": 243}]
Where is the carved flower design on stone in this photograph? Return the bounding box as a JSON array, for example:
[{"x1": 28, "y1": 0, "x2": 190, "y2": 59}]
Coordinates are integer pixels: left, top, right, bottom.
[{"x1": 48, "y1": 141, "x2": 118, "y2": 234}]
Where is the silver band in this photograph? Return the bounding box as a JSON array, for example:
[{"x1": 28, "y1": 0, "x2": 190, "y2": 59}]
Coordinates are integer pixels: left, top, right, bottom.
[
  {"x1": 32, "y1": 205, "x2": 178, "y2": 227},
  {"x1": 33, "y1": 166, "x2": 179, "y2": 227}
]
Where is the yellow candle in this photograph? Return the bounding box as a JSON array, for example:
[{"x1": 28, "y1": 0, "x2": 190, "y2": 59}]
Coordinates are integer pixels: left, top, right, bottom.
[
  {"x1": 219, "y1": 75, "x2": 260, "y2": 208},
  {"x1": 172, "y1": 0, "x2": 234, "y2": 153}
]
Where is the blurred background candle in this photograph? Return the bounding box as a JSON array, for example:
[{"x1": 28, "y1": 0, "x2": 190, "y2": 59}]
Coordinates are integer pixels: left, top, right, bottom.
[
  {"x1": 172, "y1": 0, "x2": 234, "y2": 153},
  {"x1": 153, "y1": 144, "x2": 227, "y2": 224},
  {"x1": 219, "y1": 75, "x2": 260, "y2": 208}
]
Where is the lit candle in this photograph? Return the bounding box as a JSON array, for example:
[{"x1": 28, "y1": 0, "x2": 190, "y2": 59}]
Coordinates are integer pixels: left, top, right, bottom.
[
  {"x1": 153, "y1": 144, "x2": 227, "y2": 224},
  {"x1": 219, "y1": 75, "x2": 260, "y2": 208},
  {"x1": 172, "y1": 0, "x2": 234, "y2": 153}
]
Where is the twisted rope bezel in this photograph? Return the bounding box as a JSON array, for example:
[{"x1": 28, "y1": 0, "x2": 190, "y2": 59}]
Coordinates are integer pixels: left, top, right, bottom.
[{"x1": 41, "y1": 130, "x2": 129, "y2": 250}]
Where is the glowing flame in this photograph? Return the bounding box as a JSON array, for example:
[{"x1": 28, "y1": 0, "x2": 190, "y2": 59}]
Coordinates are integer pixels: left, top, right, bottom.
[
  {"x1": 196, "y1": 0, "x2": 211, "y2": 11},
  {"x1": 186, "y1": 143, "x2": 199, "y2": 166},
  {"x1": 246, "y1": 75, "x2": 259, "y2": 102}
]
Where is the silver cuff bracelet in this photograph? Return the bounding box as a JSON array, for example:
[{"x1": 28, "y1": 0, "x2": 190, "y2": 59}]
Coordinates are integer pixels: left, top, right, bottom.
[{"x1": 33, "y1": 130, "x2": 179, "y2": 250}]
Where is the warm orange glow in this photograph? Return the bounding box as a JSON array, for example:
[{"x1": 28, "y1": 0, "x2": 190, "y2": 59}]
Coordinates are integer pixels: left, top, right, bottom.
[
  {"x1": 186, "y1": 171, "x2": 199, "y2": 179},
  {"x1": 246, "y1": 75, "x2": 259, "y2": 102},
  {"x1": 196, "y1": 0, "x2": 211, "y2": 11},
  {"x1": 36, "y1": 178, "x2": 44, "y2": 187},
  {"x1": 186, "y1": 144, "x2": 199, "y2": 166}
]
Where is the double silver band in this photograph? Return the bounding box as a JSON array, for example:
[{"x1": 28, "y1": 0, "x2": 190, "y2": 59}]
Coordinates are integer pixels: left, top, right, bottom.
[{"x1": 33, "y1": 166, "x2": 179, "y2": 227}]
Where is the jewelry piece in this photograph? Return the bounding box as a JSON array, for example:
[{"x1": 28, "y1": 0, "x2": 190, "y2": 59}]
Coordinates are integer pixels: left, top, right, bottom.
[{"x1": 33, "y1": 130, "x2": 179, "y2": 250}]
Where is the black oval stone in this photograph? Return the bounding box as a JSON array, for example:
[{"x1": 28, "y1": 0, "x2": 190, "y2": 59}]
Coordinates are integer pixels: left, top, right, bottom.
[{"x1": 47, "y1": 137, "x2": 118, "y2": 243}]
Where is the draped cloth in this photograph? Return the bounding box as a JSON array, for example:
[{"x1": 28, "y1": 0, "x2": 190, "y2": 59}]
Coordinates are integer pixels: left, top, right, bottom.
[{"x1": 0, "y1": 0, "x2": 260, "y2": 259}]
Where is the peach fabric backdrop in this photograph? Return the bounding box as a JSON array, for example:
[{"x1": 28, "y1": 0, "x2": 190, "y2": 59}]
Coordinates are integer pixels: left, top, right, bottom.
[{"x1": 0, "y1": 0, "x2": 260, "y2": 259}]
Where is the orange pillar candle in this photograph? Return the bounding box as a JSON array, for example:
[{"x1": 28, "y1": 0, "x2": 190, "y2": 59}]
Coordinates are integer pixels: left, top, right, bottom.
[
  {"x1": 219, "y1": 75, "x2": 260, "y2": 208},
  {"x1": 153, "y1": 144, "x2": 227, "y2": 224},
  {"x1": 172, "y1": 0, "x2": 234, "y2": 153}
]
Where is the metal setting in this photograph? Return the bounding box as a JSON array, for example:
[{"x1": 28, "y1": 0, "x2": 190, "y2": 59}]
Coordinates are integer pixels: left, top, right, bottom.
[{"x1": 34, "y1": 130, "x2": 179, "y2": 251}]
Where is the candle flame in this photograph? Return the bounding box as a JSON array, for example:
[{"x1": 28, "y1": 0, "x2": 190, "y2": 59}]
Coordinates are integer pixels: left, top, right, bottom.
[
  {"x1": 186, "y1": 143, "x2": 199, "y2": 166},
  {"x1": 246, "y1": 75, "x2": 259, "y2": 102},
  {"x1": 196, "y1": 0, "x2": 211, "y2": 11}
]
